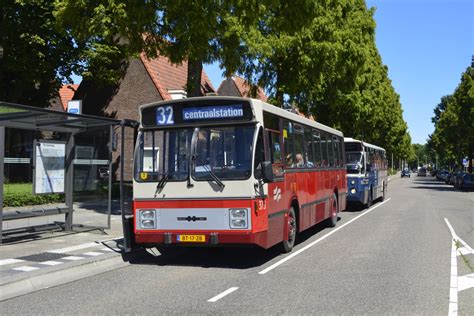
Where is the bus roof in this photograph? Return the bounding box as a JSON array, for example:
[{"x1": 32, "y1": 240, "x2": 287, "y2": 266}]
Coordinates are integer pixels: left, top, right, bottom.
[
  {"x1": 139, "y1": 96, "x2": 343, "y2": 137},
  {"x1": 344, "y1": 137, "x2": 385, "y2": 152}
]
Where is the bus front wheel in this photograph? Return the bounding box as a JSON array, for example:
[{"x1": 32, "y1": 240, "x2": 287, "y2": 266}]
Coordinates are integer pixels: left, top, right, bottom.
[
  {"x1": 365, "y1": 188, "x2": 373, "y2": 208},
  {"x1": 281, "y1": 207, "x2": 296, "y2": 253}
]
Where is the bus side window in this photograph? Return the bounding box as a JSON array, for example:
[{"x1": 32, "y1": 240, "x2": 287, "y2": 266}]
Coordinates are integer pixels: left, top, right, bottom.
[
  {"x1": 320, "y1": 132, "x2": 329, "y2": 167},
  {"x1": 293, "y1": 124, "x2": 305, "y2": 168},
  {"x1": 313, "y1": 130, "x2": 322, "y2": 168},
  {"x1": 268, "y1": 130, "x2": 283, "y2": 178},
  {"x1": 332, "y1": 136, "x2": 340, "y2": 167},
  {"x1": 305, "y1": 127, "x2": 314, "y2": 168},
  {"x1": 283, "y1": 120, "x2": 294, "y2": 168},
  {"x1": 327, "y1": 135, "x2": 334, "y2": 167},
  {"x1": 339, "y1": 137, "x2": 344, "y2": 167}
]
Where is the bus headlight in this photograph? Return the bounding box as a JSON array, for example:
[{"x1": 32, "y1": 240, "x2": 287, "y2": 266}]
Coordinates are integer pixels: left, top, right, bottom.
[
  {"x1": 350, "y1": 180, "x2": 355, "y2": 185},
  {"x1": 229, "y1": 209, "x2": 248, "y2": 229},
  {"x1": 139, "y1": 209, "x2": 156, "y2": 229},
  {"x1": 351, "y1": 188, "x2": 357, "y2": 195}
]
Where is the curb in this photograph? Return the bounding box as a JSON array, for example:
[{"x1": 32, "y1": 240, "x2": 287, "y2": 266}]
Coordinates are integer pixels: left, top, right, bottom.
[{"x1": 0, "y1": 253, "x2": 127, "y2": 302}]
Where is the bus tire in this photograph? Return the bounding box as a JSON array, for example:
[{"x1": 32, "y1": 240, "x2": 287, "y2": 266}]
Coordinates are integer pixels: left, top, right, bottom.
[
  {"x1": 280, "y1": 207, "x2": 297, "y2": 253},
  {"x1": 327, "y1": 193, "x2": 338, "y2": 227},
  {"x1": 381, "y1": 183, "x2": 386, "y2": 201},
  {"x1": 365, "y1": 188, "x2": 373, "y2": 208}
]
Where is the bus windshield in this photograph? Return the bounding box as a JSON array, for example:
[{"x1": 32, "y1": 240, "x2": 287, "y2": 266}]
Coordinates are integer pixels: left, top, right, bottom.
[
  {"x1": 134, "y1": 125, "x2": 256, "y2": 182},
  {"x1": 346, "y1": 151, "x2": 363, "y2": 174},
  {"x1": 193, "y1": 126, "x2": 255, "y2": 181},
  {"x1": 134, "y1": 129, "x2": 192, "y2": 181}
]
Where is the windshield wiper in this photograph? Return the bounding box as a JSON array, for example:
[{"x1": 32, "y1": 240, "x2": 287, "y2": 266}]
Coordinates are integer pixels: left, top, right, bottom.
[
  {"x1": 155, "y1": 173, "x2": 170, "y2": 194},
  {"x1": 202, "y1": 164, "x2": 225, "y2": 189}
]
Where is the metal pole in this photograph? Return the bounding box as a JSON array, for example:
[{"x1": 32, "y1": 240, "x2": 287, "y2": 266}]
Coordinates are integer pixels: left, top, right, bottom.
[
  {"x1": 107, "y1": 125, "x2": 113, "y2": 229},
  {"x1": 120, "y1": 123, "x2": 125, "y2": 216},
  {"x1": 0, "y1": 127, "x2": 5, "y2": 245},
  {"x1": 65, "y1": 133, "x2": 75, "y2": 231},
  {"x1": 391, "y1": 153, "x2": 393, "y2": 170}
]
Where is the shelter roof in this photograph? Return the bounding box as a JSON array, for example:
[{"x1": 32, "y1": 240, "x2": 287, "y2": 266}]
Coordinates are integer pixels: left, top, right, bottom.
[{"x1": 0, "y1": 101, "x2": 120, "y2": 133}]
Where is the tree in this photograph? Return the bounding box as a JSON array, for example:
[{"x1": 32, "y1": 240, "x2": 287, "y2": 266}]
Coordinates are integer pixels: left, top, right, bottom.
[
  {"x1": 429, "y1": 65, "x2": 474, "y2": 172},
  {"x1": 0, "y1": 0, "x2": 78, "y2": 106}
]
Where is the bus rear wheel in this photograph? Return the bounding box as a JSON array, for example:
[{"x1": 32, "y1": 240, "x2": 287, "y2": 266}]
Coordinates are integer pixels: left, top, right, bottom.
[
  {"x1": 281, "y1": 207, "x2": 296, "y2": 253},
  {"x1": 327, "y1": 193, "x2": 338, "y2": 227},
  {"x1": 381, "y1": 183, "x2": 386, "y2": 201}
]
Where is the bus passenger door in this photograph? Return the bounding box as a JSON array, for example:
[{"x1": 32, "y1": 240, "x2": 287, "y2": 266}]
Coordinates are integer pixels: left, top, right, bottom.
[{"x1": 265, "y1": 129, "x2": 286, "y2": 247}]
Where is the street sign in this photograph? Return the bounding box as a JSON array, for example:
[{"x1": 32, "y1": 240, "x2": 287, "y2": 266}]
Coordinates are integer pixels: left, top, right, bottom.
[{"x1": 67, "y1": 100, "x2": 82, "y2": 114}]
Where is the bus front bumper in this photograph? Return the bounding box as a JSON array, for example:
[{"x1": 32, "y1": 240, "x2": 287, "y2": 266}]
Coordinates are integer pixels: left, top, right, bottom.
[{"x1": 134, "y1": 230, "x2": 268, "y2": 249}]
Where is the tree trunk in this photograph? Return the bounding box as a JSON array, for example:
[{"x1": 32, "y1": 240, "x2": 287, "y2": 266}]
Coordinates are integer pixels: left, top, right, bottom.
[{"x1": 187, "y1": 58, "x2": 203, "y2": 97}]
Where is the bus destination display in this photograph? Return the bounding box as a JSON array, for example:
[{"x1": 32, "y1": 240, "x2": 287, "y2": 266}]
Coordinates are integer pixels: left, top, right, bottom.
[{"x1": 141, "y1": 100, "x2": 253, "y2": 127}]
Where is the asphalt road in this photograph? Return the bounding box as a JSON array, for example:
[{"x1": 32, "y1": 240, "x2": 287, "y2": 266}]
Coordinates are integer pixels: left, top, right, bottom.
[{"x1": 1, "y1": 175, "x2": 473, "y2": 315}]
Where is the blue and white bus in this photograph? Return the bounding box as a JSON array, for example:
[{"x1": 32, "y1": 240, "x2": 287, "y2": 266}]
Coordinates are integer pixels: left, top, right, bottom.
[{"x1": 344, "y1": 138, "x2": 388, "y2": 207}]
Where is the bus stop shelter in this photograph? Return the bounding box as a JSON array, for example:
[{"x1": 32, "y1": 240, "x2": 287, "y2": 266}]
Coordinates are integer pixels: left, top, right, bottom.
[{"x1": 0, "y1": 101, "x2": 122, "y2": 244}]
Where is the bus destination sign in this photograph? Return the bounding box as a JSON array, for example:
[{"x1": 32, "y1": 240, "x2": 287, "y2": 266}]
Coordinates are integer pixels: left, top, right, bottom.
[
  {"x1": 182, "y1": 105, "x2": 243, "y2": 121},
  {"x1": 141, "y1": 100, "x2": 253, "y2": 127}
]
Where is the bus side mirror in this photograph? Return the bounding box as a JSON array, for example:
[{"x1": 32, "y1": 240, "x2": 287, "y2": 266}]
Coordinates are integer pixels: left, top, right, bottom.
[{"x1": 261, "y1": 161, "x2": 273, "y2": 183}]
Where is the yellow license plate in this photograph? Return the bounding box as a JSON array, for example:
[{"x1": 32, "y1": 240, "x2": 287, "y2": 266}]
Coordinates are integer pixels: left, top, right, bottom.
[{"x1": 177, "y1": 235, "x2": 206, "y2": 242}]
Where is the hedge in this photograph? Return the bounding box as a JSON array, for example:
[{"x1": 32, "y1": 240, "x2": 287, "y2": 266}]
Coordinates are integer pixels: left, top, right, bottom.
[{"x1": 3, "y1": 183, "x2": 64, "y2": 207}]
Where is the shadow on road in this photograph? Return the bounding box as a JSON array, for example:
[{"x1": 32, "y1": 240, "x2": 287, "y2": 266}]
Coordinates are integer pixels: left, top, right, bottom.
[
  {"x1": 411, "y1": 185, "x2": 456, "y2": 192},
  {"x1": 124, "y1": 220, "x2": 334, "y2": 269}
]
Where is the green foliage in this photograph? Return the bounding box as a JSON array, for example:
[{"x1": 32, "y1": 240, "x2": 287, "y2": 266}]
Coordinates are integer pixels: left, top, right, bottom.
[
  {"x1": 234, "y1": 0, "x2": 412, "y2": 161},
  {"x1": 0, "y1": 0, "x2": 78, "y2": 106},
  {"x1": 2, "y1": 0, "x2": 412, "y2": 161},
  {"x1": 429, "y1": 66, "x2": 474, "y2": 171},
  {"x1": 3, "y1": 183, "x2": 64, "y2": 207}
]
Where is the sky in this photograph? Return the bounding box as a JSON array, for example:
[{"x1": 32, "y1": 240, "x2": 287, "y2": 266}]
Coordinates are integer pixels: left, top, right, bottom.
[{"x1": 203, "y1": 0, "x2": 474, "y2": 145}]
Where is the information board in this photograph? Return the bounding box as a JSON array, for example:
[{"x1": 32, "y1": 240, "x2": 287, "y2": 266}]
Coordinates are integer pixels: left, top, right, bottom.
[{"x1": 34, "y1": 140, "x2": 66, "y2": 194}]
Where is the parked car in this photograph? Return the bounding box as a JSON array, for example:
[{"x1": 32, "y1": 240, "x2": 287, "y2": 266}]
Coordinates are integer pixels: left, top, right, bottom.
[
  {"x1": 449, "y1": 172, "x2": 464, "y2": 188},
  {"x1": 445, "y1": 172, "x2": 452, "y2": 184},
  {"x1": 401, "y1": 168, "x2": 411, "y2": 178},
  {"x1": 458, "y1": 173, "x2": 474, "y2": 191},
  {"x1": 436, "y1": 170, "x2": 449, "y2": 181},
  {"x1": 418, "y1": 167, "x2": 427, "y2": 176}
]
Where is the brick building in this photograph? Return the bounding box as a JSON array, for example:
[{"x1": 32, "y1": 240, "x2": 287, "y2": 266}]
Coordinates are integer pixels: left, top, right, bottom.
[
  {"x1": 71, "y1": 54, "x2": 215, "y2": 180},
  {"x1": 217, "y1": 75, "x2": 268, "y2": 102}
]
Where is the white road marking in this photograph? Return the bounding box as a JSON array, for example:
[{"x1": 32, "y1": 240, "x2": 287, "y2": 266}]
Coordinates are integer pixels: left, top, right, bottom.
[
  {"x1": 444, "y1": 218, "x2": 459, "y2": 316},
  {"x1": 207, "y1": 287, "x2": 239, "y2": 302},
  {"x1": 0, "y1": 259, "x2": 25, "y2": 266},
  {"x1": 82, "y1": 252, "x2": 103, "y2": 256},
  {"x1": 61, "y1": 256, "x2": 84, "y2": 261},
  {"x1": 457, "y1": 247, "x2": 474, "y2": 256},
  {"x1": 13, "y1": 266, "x2": 39, "y2": 272},
  {"x1": 259, "y1": 198, "x2": 392, "y2": 275},
  {"x1": 39, "y1": 261, "x2": 64, "y2": 266},
  {"x1": 455, "y1": 236, "x2": 473, "y2": 255},
  {"x1": 458, "y1": 273, "x2": 474, "y2": 292},
  {"x1": 101, "y1": 248, "x2": 115, "y2": 252},
  {"x1": 48, "y1": 242, "x2": 98, "y2": 254}
]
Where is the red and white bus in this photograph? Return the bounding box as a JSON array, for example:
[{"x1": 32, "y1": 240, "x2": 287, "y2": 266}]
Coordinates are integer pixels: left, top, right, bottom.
[{"x1": 122, "y1": 97, "x2": 347, "y2": 256}]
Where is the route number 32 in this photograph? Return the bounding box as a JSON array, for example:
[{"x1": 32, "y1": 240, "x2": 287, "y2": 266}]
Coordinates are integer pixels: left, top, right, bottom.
[{"x1": 156, "y1": 106, "x2": 174, "y2": 125}]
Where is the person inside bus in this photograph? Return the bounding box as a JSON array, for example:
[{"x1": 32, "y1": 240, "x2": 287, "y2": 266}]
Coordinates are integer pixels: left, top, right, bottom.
[
  {"x1": 295, "y1": 153, "x2": 305, "y2": 168},
  {"x1": 286, "y1": 154, "x2": 293, "y2": 167}
]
